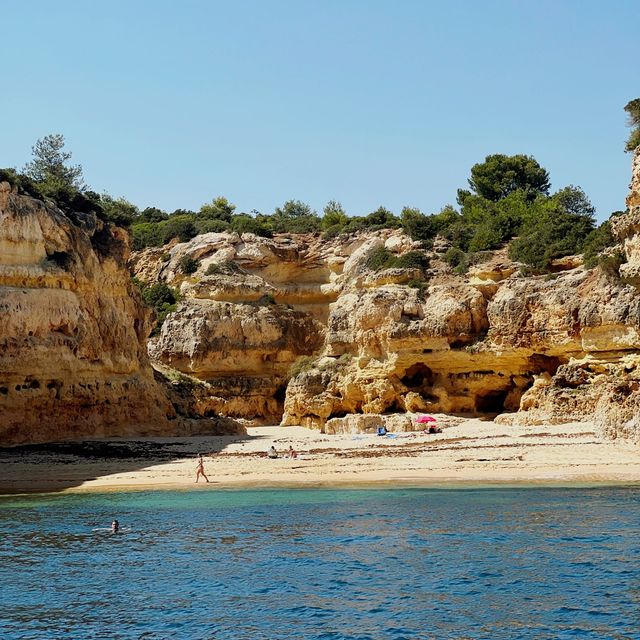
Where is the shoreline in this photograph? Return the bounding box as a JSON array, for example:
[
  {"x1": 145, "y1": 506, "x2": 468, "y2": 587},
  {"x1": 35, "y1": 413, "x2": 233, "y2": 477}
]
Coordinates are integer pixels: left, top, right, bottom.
[
  {"x1": 4, "y1": 477, "x2": 640, "y2": 498},
  {"x1": 1, "y1": 419, "x2": 639, "y2": 496}
]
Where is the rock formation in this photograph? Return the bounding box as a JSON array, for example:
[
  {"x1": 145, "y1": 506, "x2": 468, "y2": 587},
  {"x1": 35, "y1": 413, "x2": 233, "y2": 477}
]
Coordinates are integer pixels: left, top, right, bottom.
[
  {"x1": 130, "y1": 152, "x2": 640, "y2": 440},
  {"x1": 0, "y1": 183, "x2": 242, "y2": 445}
]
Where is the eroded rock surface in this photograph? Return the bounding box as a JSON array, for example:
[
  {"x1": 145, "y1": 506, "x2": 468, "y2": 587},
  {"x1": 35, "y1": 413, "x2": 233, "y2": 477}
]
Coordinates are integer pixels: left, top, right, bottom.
[
  {"x1": 132, "y1": 152, "x2": 640, "y2": 441},
  {"x1": 0, "y1": 183, "x2": 242, "y2": 445}
]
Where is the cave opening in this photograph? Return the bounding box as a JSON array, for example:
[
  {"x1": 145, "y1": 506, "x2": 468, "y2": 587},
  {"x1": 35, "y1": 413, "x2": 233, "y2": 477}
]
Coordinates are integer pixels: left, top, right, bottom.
[
  {"x1": 401, "y1": 363, "x2": 434, "y2": 390},
  {"x1": 47, "y1": 251, "x2": 73, "y2": 270},
  {"x1": 382, "y1": 399, "x2": 404, "y2": 415},
  {"x1": 476, "y1": 389, "x2": 509, "y2": 414},
  {"x1": 273, "y1": 384, "x2": 288, "y2": 403},
  {"x1": 528, "y1": 354, "x2": 562, "y2": 376}
]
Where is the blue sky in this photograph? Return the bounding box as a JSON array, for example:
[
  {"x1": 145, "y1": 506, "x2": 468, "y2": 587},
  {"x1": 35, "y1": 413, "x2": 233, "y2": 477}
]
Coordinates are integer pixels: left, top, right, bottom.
[{"x1": 2, "y1": 0, "x2": 638, "y2": 221}]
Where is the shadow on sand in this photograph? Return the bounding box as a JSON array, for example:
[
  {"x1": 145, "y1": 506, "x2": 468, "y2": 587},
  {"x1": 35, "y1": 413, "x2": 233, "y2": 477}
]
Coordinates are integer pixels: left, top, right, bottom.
[{"x1": 0, "y1": 432, "x2": 262, "y2": 495}]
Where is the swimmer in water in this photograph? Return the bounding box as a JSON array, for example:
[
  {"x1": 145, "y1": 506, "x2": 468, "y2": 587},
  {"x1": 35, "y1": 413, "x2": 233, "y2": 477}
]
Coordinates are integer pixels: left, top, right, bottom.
[{"x1": 111, "y1": 519, "x2": 120, "y2": 533}]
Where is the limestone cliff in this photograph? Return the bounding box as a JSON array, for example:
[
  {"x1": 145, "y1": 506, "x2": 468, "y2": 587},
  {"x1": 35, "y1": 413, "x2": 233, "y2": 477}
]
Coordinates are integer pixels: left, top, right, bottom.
[
  {"x1": 132, "y1": 151, "x2": 640, "y2": 440},
  {"x1": 0, "y1": 183, "x2": 242, "y2": 445}
]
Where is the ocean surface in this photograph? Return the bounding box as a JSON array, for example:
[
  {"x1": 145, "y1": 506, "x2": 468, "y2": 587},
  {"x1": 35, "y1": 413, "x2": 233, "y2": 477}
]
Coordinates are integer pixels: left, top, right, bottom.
[{"x1": 0, "y1": 487, "x2": 639, "y2": 640}]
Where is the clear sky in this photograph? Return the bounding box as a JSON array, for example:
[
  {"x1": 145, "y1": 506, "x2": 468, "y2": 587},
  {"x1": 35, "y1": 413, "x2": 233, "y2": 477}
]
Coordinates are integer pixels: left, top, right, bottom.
[{"x1": 2, "y1": 0, "x2": 638, "y2": 221}]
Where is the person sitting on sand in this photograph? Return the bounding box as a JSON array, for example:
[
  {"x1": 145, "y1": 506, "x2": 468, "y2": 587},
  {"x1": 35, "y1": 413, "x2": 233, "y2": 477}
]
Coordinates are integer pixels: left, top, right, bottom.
[
  {"x1": 288, "y1": 446, "x2": 298, "y2": 459},
  {"x1": 111, "y1": 520, "x2": 119, "y2": 533},
  {"x1": 426, "y1": 425, "x2": 442, "y2": 434},
  {"x1": 195, "y1": 454, "x2": 210, "y2": 483},
  {"x1": 267, "y1": 446, "x2": 278, "y2": 459}
]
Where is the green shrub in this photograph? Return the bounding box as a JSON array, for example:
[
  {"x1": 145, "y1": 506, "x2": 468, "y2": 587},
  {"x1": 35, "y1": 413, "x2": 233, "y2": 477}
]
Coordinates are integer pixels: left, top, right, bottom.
[
  {"x1": 394, "y1": 250, "x2": 430, "y2": 270},
  {"x1": 100, "y1": 195, "x2": 138, "y2": 227},
  {"x1": 0, "y1": 168, "x2": 45, "y2": 200},
  {"x1": 364, "y1": 207, "x2": 400, "y2": 229},
  {"x1": 161, "y1": 215, "x2": 198, "y2": 244},
  {"x1": 131, "y1": 222, "x2": 163, "y2": 250},
  {"x1": 178, "y1": 255, "x2": 200, "y2": 274},
  {"x1": 365, "y1": 246, "x2": 397, "y2": 271},
  {"x1": 138, "y1": 207, "x2": 168, "y2": 223},
  {"x1": 205, "y1": 260, "x2": 241, "y2": 276},
  {"x1": 321, "y1": 201, "x2": 348, "y2": 230},
  {"x1": 230, "y1": 214, "x2": 273, "y2": 237},
  {"x1": 443, "y1": 247, "x2": 472, "y2": 274},
  {"x1": 136, "y1": 281, "x2": 180, "y2": 335},
  {"x1": 195, "y1": 218, "x2": 230, "y2": 234},
  {"x1": 509, "y1": 208, "x2": 594, "y2": 271},
  {"x1": 321, "y1": 224, "x2": 343, "y2": 239},
  {"x1": 624, "y1": 98, "x2": 640, "y2": 152},
  {"x1": 199, "y1": 196, "x2": 235, "y2": 222},
  {"x1": 582, "y1": 221, "x2": 616, "y2": 268},
  {"x1": 270, "y1": 200, "x2": 321, "y2": 233},
  {"x1": 289, "y1": 355, "x2": 317, "y2": 378},
  {"x1": 340, "y1": 217, "x2": 368, "y2": 235},
  {"x1": 444, "y1": 247, "x2": 466, "y2": 268},
  {"x1": 598, "y1": 251, "x2": 626, "y2": 278},
  {"x1": 401, "y1": 207, "x2": 437, "y2": 243}
]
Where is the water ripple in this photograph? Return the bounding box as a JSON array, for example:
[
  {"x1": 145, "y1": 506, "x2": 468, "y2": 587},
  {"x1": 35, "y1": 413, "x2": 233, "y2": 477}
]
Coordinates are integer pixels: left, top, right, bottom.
[{"x1": 0, "y1": 487, "x2": 639, "y2": 639}]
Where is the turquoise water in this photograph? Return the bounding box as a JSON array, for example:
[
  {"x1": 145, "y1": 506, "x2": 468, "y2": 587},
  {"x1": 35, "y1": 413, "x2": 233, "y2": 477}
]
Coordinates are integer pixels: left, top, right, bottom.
[{"x1": 1, "y1": 487, "x2": 639, "y2": 639}]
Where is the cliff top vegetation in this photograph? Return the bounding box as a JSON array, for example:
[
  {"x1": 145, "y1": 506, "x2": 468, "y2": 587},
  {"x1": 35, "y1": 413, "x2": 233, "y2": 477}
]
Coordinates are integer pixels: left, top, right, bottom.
[{"x1": 3, "y1": 98, "x2": 637, "y2": 273}]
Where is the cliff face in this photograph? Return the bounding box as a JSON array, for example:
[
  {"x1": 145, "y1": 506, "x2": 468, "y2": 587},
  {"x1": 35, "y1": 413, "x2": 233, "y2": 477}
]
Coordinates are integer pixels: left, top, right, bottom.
[
  {"x1": 131, "y1": 152, "x2": 640, "y2": 440},
  {"x1": 0, "y1": 183, "x2": 242, "y2": 445}
]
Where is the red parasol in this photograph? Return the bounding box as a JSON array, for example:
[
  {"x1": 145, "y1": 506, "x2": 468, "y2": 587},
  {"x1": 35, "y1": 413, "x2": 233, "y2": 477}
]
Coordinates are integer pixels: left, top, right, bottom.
[{"x1": 416, "y1": 415, "x2": 436, "y2": 424}]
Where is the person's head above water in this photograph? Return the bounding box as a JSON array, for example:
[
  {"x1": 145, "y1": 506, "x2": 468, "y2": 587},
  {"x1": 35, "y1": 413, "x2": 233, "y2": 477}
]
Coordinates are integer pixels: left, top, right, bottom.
[{"x1": 111, "y1": 519, "x2": 119, "y2": 532}]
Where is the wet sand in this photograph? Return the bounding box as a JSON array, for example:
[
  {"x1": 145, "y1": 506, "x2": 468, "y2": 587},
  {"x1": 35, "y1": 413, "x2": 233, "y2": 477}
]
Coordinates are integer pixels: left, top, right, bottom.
[{"x1": 1, "y1": 418, "x2": 639, "y2": 494}]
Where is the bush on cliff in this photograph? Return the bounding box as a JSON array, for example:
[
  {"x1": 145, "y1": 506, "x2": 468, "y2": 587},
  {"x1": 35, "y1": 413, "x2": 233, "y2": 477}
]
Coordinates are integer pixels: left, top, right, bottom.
[
  {"x1": 178, "y1": 255, "x2": 200, "y2": 274},
  {"x1": 205, "y1": 260, "x2": 242, "y2": 276},
  {"x1": 508, "y1": 187, "x2": 595, "y2": 270},
  {"x1": 321, "y1": 201, "x2": 348, "y2": 231},
  {"x1": 288, "y1": 355, "x2": 317, "y2": 378},
  {"x1": 597, "y1": 250, "x2": 626, "y2": 279},
  {"x1": 100, "y1": 195, "x2": 139, "y2": 227},
  {"x1": 135, "y1": 281, "x2": 180, "y2": 335},
  {"x1": 230, "y1": 214, "x2": 273, "y2": 237},
  {"x1": 582, "y1": 221, "x2": 616, "y2": 269},
  {"x1": 365, "y1": 247, "x2": 397, "y2": 271},
  {"x1": 365, "y1": 246, "x2": 430, "y2": 272},
  {"x1": 23, "y1": 134, "x2": 84, "y2": 194},
  {"x1": 270, "y1": 200, "x2": 321, "y2": 234},
  {"x1": 624, "y1": 98, "x2": 640, "y2": 152}
]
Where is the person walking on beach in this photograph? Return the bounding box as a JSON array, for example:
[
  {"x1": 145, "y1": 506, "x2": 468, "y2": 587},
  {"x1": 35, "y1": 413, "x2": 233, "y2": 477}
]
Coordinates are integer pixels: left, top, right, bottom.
[{"x1": 195, "y1": 454, "x2": 210, "y2": 483}]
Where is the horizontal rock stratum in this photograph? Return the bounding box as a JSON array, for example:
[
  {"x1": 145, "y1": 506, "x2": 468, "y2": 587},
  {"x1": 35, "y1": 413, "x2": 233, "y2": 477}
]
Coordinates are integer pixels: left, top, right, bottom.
[
  {"x1": 0, "y1": 182, "x2": 243, "y2": 445},
  {"x1": 131, "y1": 151, "x2": 640, "y2": 442},
  {"x1": 3, "y1": 150, "x2": 640, "y2": 445}
]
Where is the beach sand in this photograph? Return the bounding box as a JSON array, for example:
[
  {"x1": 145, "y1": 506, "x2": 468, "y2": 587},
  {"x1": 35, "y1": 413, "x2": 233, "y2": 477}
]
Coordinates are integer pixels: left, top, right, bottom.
[{"x1": 1, "y1": 417, "x2": 639, "y2": 494}]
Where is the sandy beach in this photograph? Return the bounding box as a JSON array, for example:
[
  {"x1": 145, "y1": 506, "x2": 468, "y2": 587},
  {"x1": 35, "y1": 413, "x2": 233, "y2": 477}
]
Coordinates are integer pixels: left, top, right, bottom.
[{"x1": 1, "y1": 417, "x2": 639, "y2": 494}]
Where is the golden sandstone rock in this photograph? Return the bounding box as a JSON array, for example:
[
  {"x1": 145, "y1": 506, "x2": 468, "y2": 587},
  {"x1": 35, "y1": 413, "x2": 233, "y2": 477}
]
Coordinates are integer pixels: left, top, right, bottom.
[
  {"x1": 129, "y1": 160, "x2": 640, "y2": 440},
  {"x1": 0, "y1": 183, "x2": 242, "y2": 445},
  {"x1": 5, "y1": 151, "x2": 640, "y2": 444},
  {"x1": 147, "y1": 151, "x2": 640, "y2": 439}
]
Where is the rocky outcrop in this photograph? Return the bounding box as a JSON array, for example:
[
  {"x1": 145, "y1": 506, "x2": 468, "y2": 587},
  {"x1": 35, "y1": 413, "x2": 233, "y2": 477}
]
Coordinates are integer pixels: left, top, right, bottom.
[
  {"x1": 130, "y1": 152, "x2": 640, "y2": 441},
  {"x1": 0, "y1": 183, "x2": 243, "y2": 445},
  {"x1": 132, "y1": 230, "x2": 406, "y2": 422},
  {"x1": 151, "y1": 298, "x2": 323, "y2": 422}
]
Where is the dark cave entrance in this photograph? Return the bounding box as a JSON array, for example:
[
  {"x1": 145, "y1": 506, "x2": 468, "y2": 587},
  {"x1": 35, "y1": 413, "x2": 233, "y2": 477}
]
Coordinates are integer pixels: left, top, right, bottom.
[
  {"x1": 401, "y1": 363, "x2": 434, "y2": 390},
  {"x1": 273, "y1": 384, "x2": 288, "y2": 404},
  {"x1": 476, "y1": 389, "x2": 509, "y2": 414}
]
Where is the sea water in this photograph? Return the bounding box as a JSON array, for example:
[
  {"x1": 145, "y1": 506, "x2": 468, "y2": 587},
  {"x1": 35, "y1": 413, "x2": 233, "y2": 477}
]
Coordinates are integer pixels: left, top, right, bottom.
[{"x1": 0, "y1": 487, "x2": 639, "y2": 639}]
